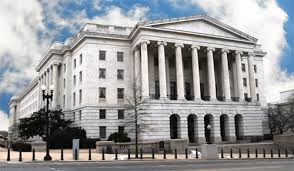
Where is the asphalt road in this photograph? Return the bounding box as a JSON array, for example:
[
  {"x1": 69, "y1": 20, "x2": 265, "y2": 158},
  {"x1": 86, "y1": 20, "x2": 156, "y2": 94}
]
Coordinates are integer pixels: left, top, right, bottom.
[{"x1": 0, "y1": 159, "x2": 293, "y2": 171}]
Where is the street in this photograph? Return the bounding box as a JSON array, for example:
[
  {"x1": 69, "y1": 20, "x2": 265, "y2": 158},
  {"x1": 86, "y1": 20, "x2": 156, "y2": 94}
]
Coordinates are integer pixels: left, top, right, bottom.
[{"x1": 0, "y1": 159, "x2": 293, "y2": 171}]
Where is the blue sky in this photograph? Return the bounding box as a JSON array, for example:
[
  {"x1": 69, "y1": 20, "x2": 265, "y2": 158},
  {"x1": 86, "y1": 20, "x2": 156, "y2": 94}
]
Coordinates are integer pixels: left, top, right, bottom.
[{"x1": 0, "y1": 0, "x2": 293, "y2": 130}]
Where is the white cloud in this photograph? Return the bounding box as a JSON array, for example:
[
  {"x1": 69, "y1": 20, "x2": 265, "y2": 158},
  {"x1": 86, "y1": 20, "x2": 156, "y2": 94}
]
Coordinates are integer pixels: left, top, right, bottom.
[
  {"x1": 170, "y1": 0, "x2": 294, "y2": 103},
  {"x1": 0, "y1": 110, "x2": 9, "y2": 131}
]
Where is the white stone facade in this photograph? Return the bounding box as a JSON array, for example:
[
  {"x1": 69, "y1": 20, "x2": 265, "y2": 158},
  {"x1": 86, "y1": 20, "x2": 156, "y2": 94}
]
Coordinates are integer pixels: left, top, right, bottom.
[{"x1": 9, "y1": 15, "x2": 267, "y2": 144}]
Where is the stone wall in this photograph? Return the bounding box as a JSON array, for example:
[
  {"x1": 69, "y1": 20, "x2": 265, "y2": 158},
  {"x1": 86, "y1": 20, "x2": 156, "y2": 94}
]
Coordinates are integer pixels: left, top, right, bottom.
[{"x1": 274, "y1": 134, "x2": 294, "y2": 151}]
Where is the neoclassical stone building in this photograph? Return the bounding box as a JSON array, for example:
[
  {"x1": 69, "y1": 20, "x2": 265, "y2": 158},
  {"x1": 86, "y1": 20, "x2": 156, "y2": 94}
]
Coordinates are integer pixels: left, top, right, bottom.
[{"x1": 9, "y1": 15, "x2": 267, "y2": 144}]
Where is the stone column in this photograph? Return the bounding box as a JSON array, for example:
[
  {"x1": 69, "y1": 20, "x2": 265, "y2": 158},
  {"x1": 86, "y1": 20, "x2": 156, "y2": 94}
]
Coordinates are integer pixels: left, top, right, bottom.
[
  {"x1": 157, "y1": 41, "x2": 168, "y2": 99},
  {"x1": 47, "y1": 69, "x2": 50, "y2": 91},
  {"x1": 52, "y1": 63, "x2": 59, "y2": 109},
  {"x1": 235, "y1": 51, "x2": 244, "y2": 101},
  {"x1": 248, "y1": 52, "x2": 256, "y2": 101},
  {"x1": 180, "y1": 116, "x2": 189, "y2": 140},
  {"x1": 140, "y1": 41, "x2": 150, "y2": 99},
  {"x1": 191, "y1": 45, "x2": 201, "y2": 101},
  {"x1": 221, "y1": 49, "x2": 231, "y2": 101},
  {"x1": 228, "y1": 115, "x2": 237, "y2": 141},
  {"x1": 134, "y1": 48, "x2": 141, "y2": 81},
  {"x1": 38, "y1": 76, "x2": 41, "y2": 109},
  {"x1": 213, "y1": 115, "x2": 221, "y2": 143},
  {"x1": 175, "y1": 43, "x2": 185, "y2": 100},
  {"x1": 207, "y1": 47, "x2": 216, "y2": 101},
  {"x1": 197, "y1": 115, "x2": 206, "y2": 144}
]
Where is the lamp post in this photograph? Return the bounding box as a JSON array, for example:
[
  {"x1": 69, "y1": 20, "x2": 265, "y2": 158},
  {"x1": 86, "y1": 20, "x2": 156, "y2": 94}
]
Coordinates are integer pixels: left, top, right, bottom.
[
  {"x1": 41, "y1": 84, "x2": 54, "y2": 161},
  {"x1": 207, "y1": 124, "x2": 211, "y2": 144}
]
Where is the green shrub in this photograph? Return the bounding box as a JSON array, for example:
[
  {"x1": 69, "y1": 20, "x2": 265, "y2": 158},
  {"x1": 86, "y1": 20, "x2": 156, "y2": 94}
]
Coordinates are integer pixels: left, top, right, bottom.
[
  {"x1": 11, "y1": 142, "x2": 32, "y2": 152},
  {"x1": 48, "y1": 127, "x2": 87, "y2": 149},
  {"x1": 107, "y1": 132, "x2": 131, "y2": 143},
  {"x1": 81, "y1": 138, "x2": 100, "y2": 148}
]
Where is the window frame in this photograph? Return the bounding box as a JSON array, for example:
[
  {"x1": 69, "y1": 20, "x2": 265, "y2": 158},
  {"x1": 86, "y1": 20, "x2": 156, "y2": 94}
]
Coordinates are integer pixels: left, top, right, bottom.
[
  {"x1": 99, "y1": 87, "x2": 106, "y2": 99},
  {"x1": 99, "y1": 109, "x2": 106, "y2": 119},
  {"x1": 117, "y1": 52, "x2": 124, "y2": 62},
  {"x1": 118, "y1": 110, "x2": 124, "y2": 119},
  {"x1": 243, "y1": 78, "x2": 247, "y2": 87},
  {"x1": 117, "y1": 88, "x2": 124, "y2": 99},
  {"x1": 99, "y1": 50, "x2": 106, "y2": 60},
  {"x1": 99, "y1": 68, "x2": 106, "y2": 79},
  {"x1": 242, "y1": 63, "x2": 246, "y2": 72},
  {"x1": 117, "y1": 69, "x2": 124, "y2": 80},
  {"x1": 99, "y1": 126, "x2": 106, "y2": 139}
]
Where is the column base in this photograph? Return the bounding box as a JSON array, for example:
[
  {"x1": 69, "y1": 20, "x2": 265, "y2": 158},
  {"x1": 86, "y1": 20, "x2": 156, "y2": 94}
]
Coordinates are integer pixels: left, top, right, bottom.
[
  {"x1": 194, "y1": 98, "x2": 203, "y2": 102},
  {"x1": 160, "y1": 97, "x2": 168, "y2": 101}
]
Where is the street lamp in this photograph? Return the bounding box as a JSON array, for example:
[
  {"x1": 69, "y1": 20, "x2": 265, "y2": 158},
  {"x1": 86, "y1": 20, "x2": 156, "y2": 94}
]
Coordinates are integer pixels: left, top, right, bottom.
[
  {"x1": 41, "y1": 84, "x2": 54, "y2": 161},
  {"x1": 207, "y1": 124, "x2": 211, "y2": 144}
]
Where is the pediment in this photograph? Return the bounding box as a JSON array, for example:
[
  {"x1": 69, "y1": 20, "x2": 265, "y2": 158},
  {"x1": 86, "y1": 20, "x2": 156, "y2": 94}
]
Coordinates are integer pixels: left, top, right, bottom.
[{"x1": 141, "y1": 16, "x2": 257, "y2": 42}]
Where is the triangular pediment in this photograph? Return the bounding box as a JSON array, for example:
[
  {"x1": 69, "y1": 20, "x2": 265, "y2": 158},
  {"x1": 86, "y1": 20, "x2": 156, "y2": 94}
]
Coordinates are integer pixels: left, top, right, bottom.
[{"x1": 140, "y1": 15, "x2": 257, "y2": 42}]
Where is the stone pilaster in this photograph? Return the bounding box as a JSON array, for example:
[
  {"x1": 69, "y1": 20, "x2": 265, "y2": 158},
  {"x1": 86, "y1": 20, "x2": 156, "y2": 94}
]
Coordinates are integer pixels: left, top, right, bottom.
[
  {"x1": 213, "y1": 115, "x2": 221, "y2": 143},
  {"x1": 197, "y1": 115, "x2": 206, "y2": 144},
  {"x1": 191, "y1": 45, "x2": 201, "y2": 101},
  {"x1": 228, "y1": 115, "x2": 237, "y2": 141},
  {"x1": 157, "y1": 41, "x2": 168, "y2": 99},
  {"x1": 134, "y1": 48, "x2": 141, "y2": 81},
  {"x1": 235, "y1": 51, "x2": 244, "y2": 101},
  {"x1": 207, "y1": 47, "x2": 216, "y2": 101},
  {"x1": 140, "y1": 41, "x2": 150, "y2": 99},
  {"x1": 52, "y1": 63, "x2": 59, "y2": 109},
  {"x1": 175, "y1": 43, "x2": 185, "y2": 100},
  {"x1": 221, "y1": 49, "x2": 231, "y2": 101},
  {"x1": 248, "y1": 52, "x2": 257, "y2": 101}
]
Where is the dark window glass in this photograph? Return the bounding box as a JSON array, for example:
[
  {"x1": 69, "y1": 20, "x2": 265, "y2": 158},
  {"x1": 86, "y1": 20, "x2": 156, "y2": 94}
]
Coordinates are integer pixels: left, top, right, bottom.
[
  {"x1": 254, "y1": 65, "x2": 257, "y2": 73},
  {"x1": 99, "y1": 68, "x2": 106, "y2": 79},
  {"x1": 117, "y1": 69, "x2": 124, "y2": 80},
  {"x1": 73, "y1": 93, "x2": 76, "y2": 106},
  {"x1": 118, "y1": 126, "x2": 124, "y2": 134},
  {"x1": 257, "y1": 94, "x2": 260, "y2": 101},
  {"x1": 80, "y1": 54, "x2": 83, "y2": 64},
  {"x1": 242, "y1": 63, "x2": 246, "y2": 72},
  {"x1": 243, "y1": 78, "x2": 247, "y2": 87},
  {"x1": 154, "y1": 56, "x2": 158, "y2": 66},
  {"x1": 244, "y1": 93, "x2": 248, "y2": 98},
  {"x1": 255, "y1": 79, "x2": 258, "y2": 87},
  {"x1": 117, "y1": 52, "x2": 124, "y2": 62},
  {"x1": 99, "y1": 87, "x2": 106, "y2": 98},
  {"x1": 118, "y1": 110, "x2": 124, "y2": 119},
  {"x1": 74, "y1": 59, "x2": 76, "y2": 69},
  {"x1": 99, "y1": 126, "x2": 106, "y2": 138},
  {"x1": 99, "y1": 50, "x2": 106, "y2": 60},
  {"x1": 117, "y1": 88, "x2": 124, "y2": 99},
  {"x1": 99, "y1": 109, "x2": 106, "y2": 119}
]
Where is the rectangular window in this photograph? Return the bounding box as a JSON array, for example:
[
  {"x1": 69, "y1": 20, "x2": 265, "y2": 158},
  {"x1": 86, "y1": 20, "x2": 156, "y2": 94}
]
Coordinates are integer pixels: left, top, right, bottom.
[
  {"x1": 117, "y1": 88, "x2": 124, "y2": 99},
  {"x1": 73, "y1": 75, "x2": 76, "y2": 86},
  {"x1": 73, "y1": 112, "x2": 75, "y2": 121},
  {"x1": 79, "y1": 110, "x2": 82, "y2": 121},
  {"x1": 63, "y1": 79, "x2": 66, "y2": 88},
  {"x1": 99, "y1": 87, "x2": 106, "y2": 98},
  {"x1": 99, "y1": 50, "x2": 106, "y2": 60},
  {"x1": 99, "y1": 109, "x2": 106, "y2": 119},
  {"x1": 99, "y1": 68, "x2": 106, "y2": 79},
  {"x1": 118, "y1": 126, "x2": 124, "y2": 134},
  {"x1": 243, "y1": 78, "x2": 247, "y2": 87},
  {"x1": 255, "y1": 79, "x2": 258, "y2": 87},
  {"x1": 117, "y1": 69, "x2": 124, "y2": 80},
  {"x1": 63, "y1": 63, "x2": 66, "y2": 73},
  {"x1": 117, "y1": 52, "x2": 124, "y2": 62},
  {"x1": 99, "y1": 126, "x2": 106, "y2": 139},
  {"x1": 254, "y1": 65, "x2": 257, "y2": 73},
  {"x1": 80, "y1": 54, "x2": 83, "y2": 64},
  {"x1": 118, "y1": 110, "x2": 124, "y2": 119},
  {"x1": 74, "y1": 59, "x2": 76, "y2": 69},
  {"x1": 73, "y1": 93, "x2": 76, "y2": 106},
  {"x1": 242, "y1": 63, "x2": 246, "y2": 72},
  {"x1": 79, "y1": 71, "x2": 82, "y2": 83},
  {"x1": 63, "y1": 95, "x2": 66, "y2": 107},
  {"x1": 79, "y1": 89, "x2": 82, "y2": 104},
  {"x1": 257, "y1": 94, "x2": 260, "y2": 101}
]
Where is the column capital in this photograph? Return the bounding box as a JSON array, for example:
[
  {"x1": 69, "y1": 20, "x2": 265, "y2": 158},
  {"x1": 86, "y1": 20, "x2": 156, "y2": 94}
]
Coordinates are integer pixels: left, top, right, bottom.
[
  {"x1": 157, "y1": 41, "x2": 167, "y2": 46},
  {"x1": 175, "y1": 43, "x2": 184, "y2": 48},
  {"x1": 191, "y1": 45, "x2": 200, "y2": 50},
  {"x1": 140, "y1": 40, "x2": 150, "y2": 45},
  {"x1": 221, "y1": 48, "x2": 229, "y2": 53},
  {"x1": 133, "y1": 46, "x2": 140, "y2": 51},
  {"x1": 235, "y1": 50, "x2": 243, "y2": 55},
  {"x1": 248, "y1": 52, "x2": 255, "y2": 56},
  {"x1": 207, "y1": 47, "x2": 215, "y2": 52}
]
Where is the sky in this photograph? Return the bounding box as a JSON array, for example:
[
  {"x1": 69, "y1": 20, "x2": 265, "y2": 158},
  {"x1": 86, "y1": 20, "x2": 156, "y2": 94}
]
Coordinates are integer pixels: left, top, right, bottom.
[{"x1": 0, "y1": 0, "x2": 293, "y2": 131}]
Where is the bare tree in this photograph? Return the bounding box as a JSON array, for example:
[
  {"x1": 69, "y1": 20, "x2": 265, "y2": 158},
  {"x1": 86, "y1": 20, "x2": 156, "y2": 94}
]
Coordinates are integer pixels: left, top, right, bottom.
[
  {"x1": 266, "y1": 104, "x2": 294, "y2": 135},
  {"x1": 125, "y1": 76, "x2": 150, "y2": 158}
]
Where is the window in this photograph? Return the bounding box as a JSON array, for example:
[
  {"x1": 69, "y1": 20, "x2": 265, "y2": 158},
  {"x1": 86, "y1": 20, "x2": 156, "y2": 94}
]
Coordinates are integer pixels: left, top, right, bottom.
[
  {"x1": 99, "y1": 68, "x2": 106, "y2": 79},
  {"x1": 257, "y1": 94, "x2": 260, "y2": 101},
  {"x1": 154, "y1": 56, "x2": 158, "y2": 66},
  {"x1": 79, "y1": 110, "x2": 82, "y2": 121},
  {"x1": 63, "y1": 95, "x2": 66, "y2": 107},
  {"x1": 99, "y1": 87, "x2": 106, "y2": 98},
  {"x1": 99, "y1": 109, "x2": 106, "y2": 119},
  {"x1": 243, "y1": 78, "x2": 247, "y2": 87},
  {"x1": 254, "y1": 65, "x2": 257, "y2": 73},
  {"x1": 244, "y1": 93, "x2": 248, "y2": 99},
  {"x1": 99, "y1": 126, "x2": 106, "y2": 139},
  {"x1": 118, "y1": 126, "x2": 124, "y2": 134},
  {"x1": 63, "y1": 63, "x2": 66, "y2": 73},
  {"x1": 79, "y1": 71, "x2": 82, "y2": 83},
  {"x1": 117, "y1": 69, "x2": 124, "y2": 80},
  {"x1": 118, "y1": 110, "x2": 124, "y2": 119},
  {"x1": 80, "y1": 54, "x2": 83, "y2": 64},
  {"x1": 242, "y1": 63, "x2": 246, "y2": 72},
  {"x1": 73, "y1": 112, "x2": 75, "y2": 121},
  {"x1": 117, "y1": 52, "x2": 124, "y2": 62},
  {"x1": 73, "y1": 93, "x2": 76, "y2": 106},
  {"x1": 74, "y1": 59, "x2": 76, "y2": 69},
  {"x1": 117, "y1": 88, "x2": 124, "y2": 99},
  {"x1": 79, "y1": 89, "x2": 82, "y2": 104},
  {"x1": 99, "y1": 50, "x2": 106, "y2": 60},
  {"x1": 255, "y1": 79, "x2": 258, "y2": 87},
  {"x1": 63, "y1": 79, "x2": 66, "y2": 88},
  {"x1": 73, "y1": 75, "x2": 76, "y2": 86},
  {"x1": 169, "y1": 57, "x2": 175, "y2": 68}
]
